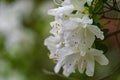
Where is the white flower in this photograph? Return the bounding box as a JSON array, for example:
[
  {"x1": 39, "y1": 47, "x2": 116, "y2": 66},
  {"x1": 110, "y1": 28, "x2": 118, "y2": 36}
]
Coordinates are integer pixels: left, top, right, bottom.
[
  {"x1": 50, "y1": 19, "x2": 63, "y2": 36},
  {"x1": 44, "y1": 35, "x2": 65, "y2": 59},
  {"x1": 48, "y1": 5, "x2": 74, "y2": 20},
  {"x1": 62, "y1": 15, "x2": 104, "y2": 56},
  {"x1": 62, "y1": 0, "x2": 93, "y2": 12},
  {"x1": 54, "y1": 48, "x2": 109, "y2": 77}
]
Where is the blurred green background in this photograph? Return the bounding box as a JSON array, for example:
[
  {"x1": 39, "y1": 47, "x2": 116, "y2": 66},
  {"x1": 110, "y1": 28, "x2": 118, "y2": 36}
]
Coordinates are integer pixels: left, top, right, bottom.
[{"x1": 0, "y1": 0, "x2": 120, "y2": 80}]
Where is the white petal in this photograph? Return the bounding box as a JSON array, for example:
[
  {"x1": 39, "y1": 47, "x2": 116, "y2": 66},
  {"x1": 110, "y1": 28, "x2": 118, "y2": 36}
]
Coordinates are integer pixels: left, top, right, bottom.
[
  {"x1": 79, "y1": 28, "x2": 95, "y2": 51},
  {"x1": 72, "y1": 0, "x2": 85, "y2": 11},
  {"x1": 44, "y1": 36, "x2": 60, "y2": 45},
  {"x1": 82, "y1": 15, "x2": 93, "y2": 24},
  {"x1": 63, "y1": 70, "x2": 70, "y2": 77},
  {"x1": 78, "y1": 58, "x2": 86, "y2": 73},
  {"x1": 63, "y1": 63, "x2": 75, "y2": 77},
  {"x1": 44, "y1": 37, "x2": 56, "y2": 52},
  {"x1": 88, "y1": 25, "x2": 104, "y2": 40},
  {"x1": 63, "y1": 19, "x2": 79, "y2": 31},
  {"x1": 95, "y1": 54, "x2": 109, "y2": 65},
  {"x1": 48, "y1": 5, "x2": 74, "y2": 16},
  {"x1": 48, "y1": 8, "x2": 58, "y2": 16},
  {"x1": 50, "y1": 20, "x2": 62, "y2": 27},
  {"x1": 70, "y1": 17, "x2": 82, "y2": 23},
  {"x1": 44, "y1": 36, "x2": 61, "y2": 59},
  {"x1": 80, "y1": 51, "x2": 86, "y2": 56},
  {"x1": 44, "y1": 36, "x2": 60, "y2": 50},
  {"x1": 58, "y1": 47, "x2": 75, "y2": 57},
  {"x1": 85, "y1": 55, "x2": 95, "y2": 76},
  {"x1": 63, "y1": 55, "x2": 76, "y2": 77},
  {"x1": 78, "y1": 28, "x2": 91, "y2": 54},
  {"x1": 54, "y1": 60, "x2": 63, "y2": 73},
  {"x1": 89, "y1": 48, "x2": 109, "y2": 65},
  {"x1": 50, "y1": 20, "x2": 63, "y2": 36}
]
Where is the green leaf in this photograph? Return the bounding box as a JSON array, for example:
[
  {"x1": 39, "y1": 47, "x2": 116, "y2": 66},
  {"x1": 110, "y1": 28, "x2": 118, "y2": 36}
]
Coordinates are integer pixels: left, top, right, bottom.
[
  {"x1": 101, "y1": 29, "x2": 109, "y2": 36},
  {"x1": 88, "y1": 5, "x2": 94, "y2": 15},
  {"x1": 93, "y1": 0, "x2": 103, "y2": 13},
  {"x1": 93, "y1": 15, "x2": 101, "y2": 24},
  {"x1": 4, "y1": 0, "x2": 15, "y2": 3},
  {"x1": 95, "y1": 42, "x2": 108, "y2": 54}
]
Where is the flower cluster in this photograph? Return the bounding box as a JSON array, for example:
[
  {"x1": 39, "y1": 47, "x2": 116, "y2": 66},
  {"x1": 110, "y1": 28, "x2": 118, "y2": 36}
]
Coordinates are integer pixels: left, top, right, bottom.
[{"x1": 44, "y1": 0, "x2": 109, "y2": 77}]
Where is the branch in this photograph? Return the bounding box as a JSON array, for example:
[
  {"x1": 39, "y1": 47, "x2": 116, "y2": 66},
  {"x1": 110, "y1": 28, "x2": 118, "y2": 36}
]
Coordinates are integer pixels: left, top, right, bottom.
[
  {"x1": 101, "y1": 15, "x2": 120, "y2": 20},
  {"x1": 105, "y1": 2, "x2": 120, "y2": 12},
  {"x1": 96, "y1": 10, "x2": 112, "y2": 14},
  {"x1": 104, "y1": 30, "x2": 120, "y2": 40},
  {"x1": 42, "y1": 69, "x2": 80, "y2": 80}
]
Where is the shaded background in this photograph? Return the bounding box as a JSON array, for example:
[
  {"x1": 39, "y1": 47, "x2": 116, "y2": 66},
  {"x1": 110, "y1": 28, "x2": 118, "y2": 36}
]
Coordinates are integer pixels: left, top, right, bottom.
[{"x1": 0, "y1": 0, "x2": 120, "y2": 80}]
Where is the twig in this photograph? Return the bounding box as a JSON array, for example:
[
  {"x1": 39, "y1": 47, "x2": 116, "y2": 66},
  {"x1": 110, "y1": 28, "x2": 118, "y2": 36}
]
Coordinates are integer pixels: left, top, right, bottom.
[
  {"x1": 101, "y1": 15, "x2": 120, "y2": 20},
  {"x1": 104, "y1": 30, "x2": 120, "y2": 40},
  {"x1": 105, "y1": 2, "x2": 120, "y2": 12},
  {"x1": 96, "y1": 9, "x2": 112, "y2": 14},
  {"x1": 115, "y1": 33, "x2": 120, "y2": 48},
  {"x1": 42, "y1": 69, "x2": 80, "y2": 80}
]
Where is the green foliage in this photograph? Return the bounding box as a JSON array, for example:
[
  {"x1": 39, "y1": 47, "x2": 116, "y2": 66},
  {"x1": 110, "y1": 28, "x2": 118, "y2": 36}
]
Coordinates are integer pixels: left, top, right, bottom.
[
  {"x1": 102, "y1": 29, "x2": 109, "y2": 36},
  {"x1": 0, "y1": 35, "x2": 5, "y2": 50},
  {"x1": 95, "y1": 41, "x2": 108, "y2": 54},
  {"x1": 93, "y1": 0, "x2": 103, "y2": 13},
  {"x1": 2, "y1": 0, "x2": 15, "y2": 3}
]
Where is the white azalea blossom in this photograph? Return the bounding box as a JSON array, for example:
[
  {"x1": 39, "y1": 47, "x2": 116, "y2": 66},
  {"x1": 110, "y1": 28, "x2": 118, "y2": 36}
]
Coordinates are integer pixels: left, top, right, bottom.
[
  {"x1": 62, "y1": 0, "x2": 93, "y2": 6},
  {"x1": 62, "y1": 0, "x2": 93, "y2": 12},
  {"x1": 45, "y1": 0, "x2": 109, "y2": 77},
  {"x1": 54, "y1": 48, "x2": 109, "y2": 77},
  {"x1": 63, "y1": 15, "x2": 104, "y2": 56},
  {"x1": 48, "y1": 4, "x2": 74, "y2": 20},
  {"x1": 44, "y1": 35, "x2": 65, "y2": 59},
  {"x1": 50, "y1": 19, "x2": 63, "y2": 36}
]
